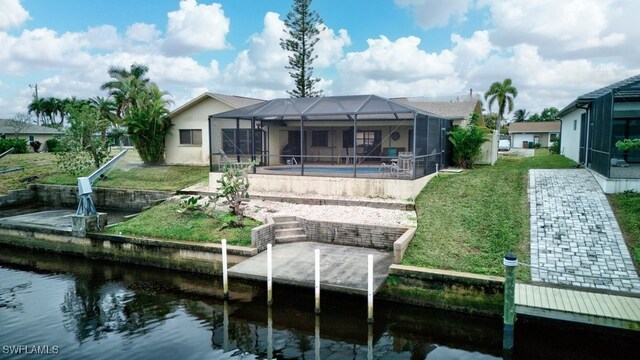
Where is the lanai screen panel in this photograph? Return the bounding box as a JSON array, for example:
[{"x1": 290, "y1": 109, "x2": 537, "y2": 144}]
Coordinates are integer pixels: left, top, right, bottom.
[{"x1": 588, "y1": 91, "x2": 613, "y2": 177}]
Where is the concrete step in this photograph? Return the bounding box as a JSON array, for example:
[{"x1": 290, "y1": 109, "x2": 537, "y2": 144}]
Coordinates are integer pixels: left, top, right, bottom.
[
  {"x1": 275, "y1": 234, "x2": 308, "y2": 243},
  {"x1": 275, "y1": 228, "x2": 305, "y2": 237},
  {"x1": 272, "y1": 216, "x2": 297, "y2": 223},
  {"x1": 274, "y1": 221, "x2": 302, "y2": 230}
]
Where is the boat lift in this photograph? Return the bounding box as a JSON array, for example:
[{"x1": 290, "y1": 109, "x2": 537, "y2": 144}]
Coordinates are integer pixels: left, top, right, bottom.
[
  {"x1": 0, "y1": 147, "x2": 24, "y2": 175},
  {"x1": 76, "y1": 149, "x2": 128, "y2": 216}
]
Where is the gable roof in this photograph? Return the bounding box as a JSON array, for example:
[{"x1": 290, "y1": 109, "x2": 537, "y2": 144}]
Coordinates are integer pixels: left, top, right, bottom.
[
  {"x1": 169, "y1": 92, "x2": 265, "y2": 118},
  {"x1": 0, "y1": 119, "x2": 63, "y2": 135},
  {"x1": 509, "y1": 121, "x2": 561, "y2": 133},
  {"x1": 391, "y1": 97, "x2": 481, "y2": 120},
  {"x1": 559, "y1": 74, "x2": 640, "y2": 117},
  {"x1": 213, "y1": 94, "x2": 446, "y2": 121}
]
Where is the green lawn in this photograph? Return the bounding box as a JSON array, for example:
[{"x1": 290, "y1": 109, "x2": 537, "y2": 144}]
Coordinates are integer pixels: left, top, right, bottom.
[
  {"x1": 609, "y1": 192, "x2": 640, "y2": 270},
  {"x1": 402, "y1": 152, "x2": 577, "y2": 279},
  {"x1": 0, "y1": 151, "x2": 208, "y2": 194},
  {"x1": 106, "y1": 201, "x2": 259, "y2": 246}
]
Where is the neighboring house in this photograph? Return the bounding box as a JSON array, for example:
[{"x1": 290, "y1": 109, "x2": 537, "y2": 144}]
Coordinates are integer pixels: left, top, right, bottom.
[
  {"x1": 0, "y1": 119, "x2": 62, "y2": 151},
  {"x1": 392, "y1": 95, "x2": 483, "y2": 127},
  {"x1": 558, "y1": 74, "x2": 640, "y2": 193},
  {"x1": 165, "y1": 93, "x2": 264, "y2": 165},
  {"x1": 393, "y1": 95, "x2": 497, "y2": 165},
  {"x1": 508, "y1": 121, "x2": 561, "y2": 148}
]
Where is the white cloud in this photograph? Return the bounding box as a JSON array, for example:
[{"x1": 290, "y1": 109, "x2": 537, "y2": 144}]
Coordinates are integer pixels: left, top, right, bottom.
[
  {"x1": 217, "y1": 12, "x2": 294, "y2": 98},
  {"x1": 6, "y1": 28, "x2": 92, "y2": 71},
  {"x1": 162, "y1": 0, "x2": 230, "y2": 56},
  {"x1": 468, "y1": 44, "x2": 637, "y2": 113},
  {"x1": 0, "y1": 0, "x2": 29, "y2": 30},
  {"x1": 85, "y1": 25, "x2": 121, "y2": 50},
  {"x1": 334, "y1": 35, "x2": 465, "y2": 97},
  {"x1": 126, "y1": 23, "x2": 161, "y2": 43},
  {"x1": 395, "y1": 0, "x2": 472, "y2": 29},
  {"x1": 451, "y1": 30, "x2": 492, "y2": 73},
  {"x1": 314, "y1": 25, "x2": 351, "y2": 67},
  {"x1": 481, "y1": 0, "x2": 626, "y2": 56}
]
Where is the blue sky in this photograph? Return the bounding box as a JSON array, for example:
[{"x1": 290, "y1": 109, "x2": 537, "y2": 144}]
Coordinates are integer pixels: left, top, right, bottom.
[{"x1": 1, "y1": 0, "x2": 639, "y2": 119}]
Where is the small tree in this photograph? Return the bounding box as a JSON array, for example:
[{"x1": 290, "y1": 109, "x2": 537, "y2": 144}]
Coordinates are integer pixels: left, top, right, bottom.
[
  {"x1": 216, "y1": 162, "x2": 256, "y2": 226},
  {"x1": 448, "y1": 125, "x2": 489, "y2": 169},
  {"x1": 58, "y1": 103, "x2": 110, "y2": 172},
  {"x1": 280, "y1": 0, "x2": 323, "y2": 98},
  {"x1": 6, "y1": 113, "x2": 32, "y2": 135}
]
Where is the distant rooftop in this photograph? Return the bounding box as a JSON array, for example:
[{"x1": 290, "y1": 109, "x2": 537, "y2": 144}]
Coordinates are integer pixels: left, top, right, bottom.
[
  {"x1": 509, "y1": 121, "x2": 561, "y2": 133},
  {"x1": 0, "y1": 119, "x2": 63, "y2": 135},
  {"x1": 392, "y1": 96, "x2": 481, "y2": 120}
]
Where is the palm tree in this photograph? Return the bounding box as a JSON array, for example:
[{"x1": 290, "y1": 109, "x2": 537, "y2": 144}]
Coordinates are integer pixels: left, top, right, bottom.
[
  {"x1": 124, "y1": 83, "x2": 173, "y2": 165},
  {"x1": 100, "y1": 63, "x2": 150, "y2": 118},
  {"x1": 513, "y1": 109, "x2": 529, "y2": 122},
  {"x1": 484, "y1": 78, "x2": 518, "y2": 131},
  {"x1": 41, "y1": 97, "x2": 58, "y2": 125},
  {"x1": 28, "y1": 97, "x2": 45, "y2": 125}
]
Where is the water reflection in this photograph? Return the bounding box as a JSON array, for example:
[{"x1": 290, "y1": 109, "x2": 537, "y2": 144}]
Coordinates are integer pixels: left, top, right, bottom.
[{"x1": 1, "y1": 245, "x2": 638, "y2": 359}]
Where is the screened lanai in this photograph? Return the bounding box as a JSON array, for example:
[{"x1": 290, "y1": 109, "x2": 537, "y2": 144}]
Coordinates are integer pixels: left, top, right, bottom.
[
  {"x1": 208, "y1": 95, "x2": 452, "y2": 181},
  {"x1": 574, "y1": 75, "x2": 640, "y2": 179}
]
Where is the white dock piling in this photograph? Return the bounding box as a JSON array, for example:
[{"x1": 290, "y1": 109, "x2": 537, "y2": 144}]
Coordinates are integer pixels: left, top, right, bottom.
[
  {"x1": 367, "y1": 254, "x2": 374, "y2": 323},
  {"x1": 315, "y1": 315, "x2": 321, "y2": 360},
  {"x1": 267, "y1": 243, "x2": 273, "y2": 306},
  {"x1": 315, "y1": 248, "x2": 320, "y2": 314},
  {"x1": 267, "y1": 306, "x2": 273, "y2": 360},
  {"x1": 222, "y1": 238, "x2": 229, "y2": 299}
]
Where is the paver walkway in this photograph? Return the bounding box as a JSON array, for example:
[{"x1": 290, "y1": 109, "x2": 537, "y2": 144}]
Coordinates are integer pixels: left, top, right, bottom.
[{"x1": 529, "y1": 169, "x2": 640, "y2": 293}]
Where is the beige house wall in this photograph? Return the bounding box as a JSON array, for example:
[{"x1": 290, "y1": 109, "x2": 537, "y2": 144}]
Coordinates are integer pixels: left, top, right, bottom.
[{"x1": 166, "y1": 97, "x2": 237, "y2": 166}]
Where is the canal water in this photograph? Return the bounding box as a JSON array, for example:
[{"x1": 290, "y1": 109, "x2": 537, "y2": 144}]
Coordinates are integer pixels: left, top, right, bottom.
[{"x1": 0, "y1": 245, "x2": 638, "y2": 359}]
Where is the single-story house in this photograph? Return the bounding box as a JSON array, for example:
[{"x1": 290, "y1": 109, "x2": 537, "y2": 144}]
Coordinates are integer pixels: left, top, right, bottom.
[
  {"x1": 391, "y1": 96, "x2": 483, "y2": 128},
  {"x1": 165, "y1": 93, "x2": 265, "y2": 165},
  {"x1": 0, "y1": 119, "x2": 63, "y2": 151},
  {"x1": 208, "y1": 94, "x2": 453, "y2": 199},
  {"x1": 508, "y1": 121, "x2": 561, "y2": 148},
  {"x1": 393, "y1": 95, "x2": 497, "y2": 165},
  {"x1": 558, "y1": 74, "x2": 640, "y2": 193}
]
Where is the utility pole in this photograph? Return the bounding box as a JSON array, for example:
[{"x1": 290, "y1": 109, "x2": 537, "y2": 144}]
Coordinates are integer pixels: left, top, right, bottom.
[{"x1": 29, "y1": 84, "x2": 39, "y2": 125}]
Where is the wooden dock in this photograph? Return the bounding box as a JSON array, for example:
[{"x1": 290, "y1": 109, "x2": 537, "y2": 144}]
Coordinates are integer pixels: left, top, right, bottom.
[{"x1": 515, "y1": 283, "x2": 640, "y2": 331}]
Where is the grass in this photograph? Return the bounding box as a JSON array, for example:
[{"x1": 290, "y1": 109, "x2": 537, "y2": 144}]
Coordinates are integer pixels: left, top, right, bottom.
[
  {"x1": 609, "y1": 191, "x2": 640, "y2": 270},
  {"x1": 402, "y1": 151, "x2": 577, "y2": 279},
  {"x1": 0, "y1": 151, "x2": 208, "y2": 194},
  {"x1": 106, "y1": 201, "x2": 259, "y2": 246}
]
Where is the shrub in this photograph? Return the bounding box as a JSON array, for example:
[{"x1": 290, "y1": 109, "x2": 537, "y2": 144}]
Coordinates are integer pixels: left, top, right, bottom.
[
  {"x1": 549, "y1": 138, "x2": 560, "y2": 154},
  {"x1": 448, "y1": 125, "x2": 488, "y2": 169},
  {"x1": 0, "y1": 138, "x2": 28, "y2": 153},
  {"x1": 45, "y1": 138, "x2": 63, "y2": 153},
  {"x1": 533, "y1": 142, "x2": 542, "y2": 149},
  {"x1": 55, "y1": 151, "x2": 93, "y2": 176},
  {"x1": 615, "y1": 139, "x2": 640, "y2": 152}
]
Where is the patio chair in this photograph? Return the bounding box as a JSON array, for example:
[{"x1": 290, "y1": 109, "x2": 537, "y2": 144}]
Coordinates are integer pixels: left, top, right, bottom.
[{"x1": 396, "y1": 152, "x2": 414, "y2": 177}]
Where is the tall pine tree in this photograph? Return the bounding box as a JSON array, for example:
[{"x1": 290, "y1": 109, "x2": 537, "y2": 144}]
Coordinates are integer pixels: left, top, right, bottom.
[{"x1": 280, "y1": 0, "x2": 323, "y2": 98}]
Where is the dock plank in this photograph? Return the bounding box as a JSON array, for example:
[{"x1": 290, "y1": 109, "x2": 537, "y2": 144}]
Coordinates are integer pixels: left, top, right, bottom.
[{"x1": 514, "y1": 282, "x2": 640, "y2": 330}]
